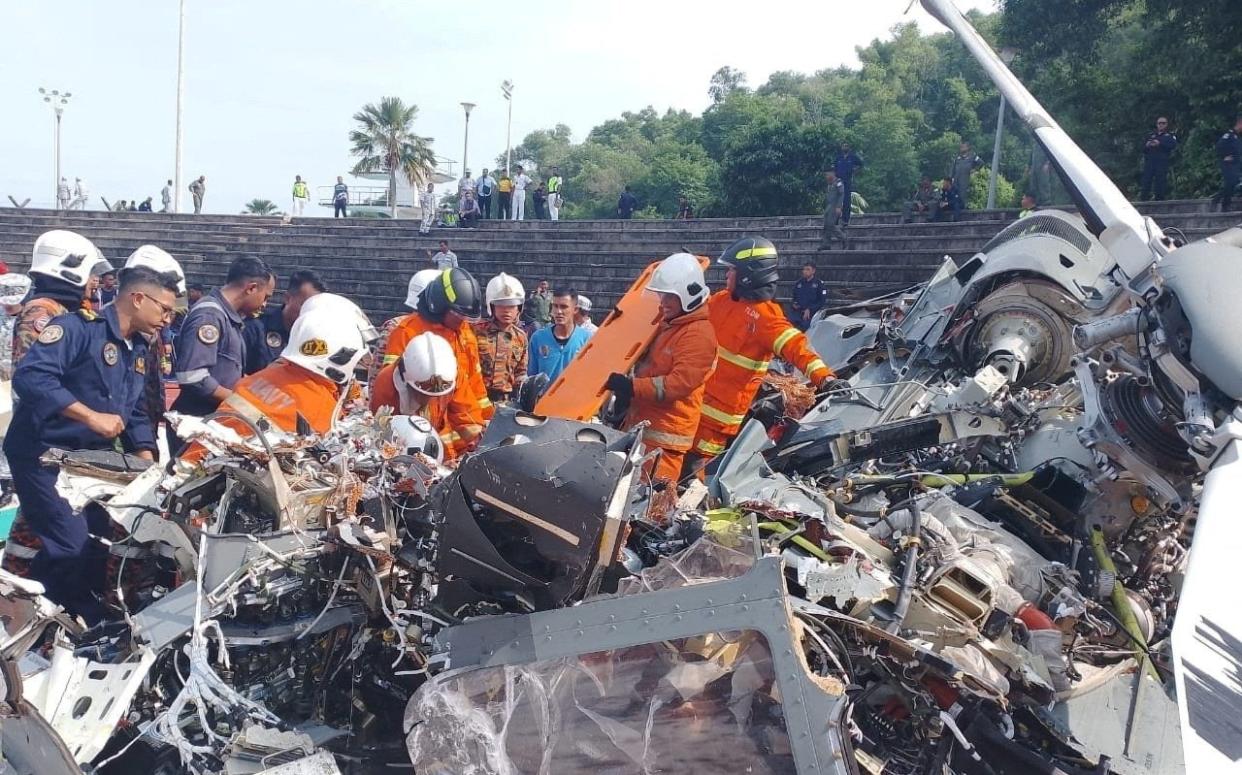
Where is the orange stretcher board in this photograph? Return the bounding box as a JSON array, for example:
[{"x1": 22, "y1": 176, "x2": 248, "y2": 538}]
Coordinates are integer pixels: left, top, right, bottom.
[{"x1": 535, "y1": 256, "x2": 710, "y2": 421}]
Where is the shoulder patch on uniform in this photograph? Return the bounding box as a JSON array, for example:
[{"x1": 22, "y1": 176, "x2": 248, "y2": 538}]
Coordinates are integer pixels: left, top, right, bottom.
[
  {"x1": 300, "y1": 338, "x2": 328, "y2": 356},
  {"x1": 135, "y1": 356, "x2": 146, "y2": 374},
  {"x1": 197, "y1": 324, "x2": 220, "y2": 345},
  {"x1": 265, "y1": 331, "x2": 283, "y2": 349},
  {"x1": 37, "y1": 324, "x2": 64, "y2": 344},
  {"x1": 102, "y1": 342, "x2": 119, "y2": 366}
]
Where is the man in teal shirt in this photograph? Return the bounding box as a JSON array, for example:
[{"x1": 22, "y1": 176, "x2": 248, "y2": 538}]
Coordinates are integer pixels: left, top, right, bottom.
[{"x1": 528, "y1": 289, "x2": 590, "y2": 382}]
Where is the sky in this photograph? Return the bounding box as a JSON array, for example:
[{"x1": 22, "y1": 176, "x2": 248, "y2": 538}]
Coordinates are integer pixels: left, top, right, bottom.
[{"x1": 0, "y1": 0, "x2": 993, "y2": 215}]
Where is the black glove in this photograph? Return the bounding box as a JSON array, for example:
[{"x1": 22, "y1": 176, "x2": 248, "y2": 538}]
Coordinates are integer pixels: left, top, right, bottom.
[
  {"x1": 819, "y1": 378, "x2": 852, "y2": 397},
  {"x1": 605, "y1": 372, "x2": 634, "y2": 404}
]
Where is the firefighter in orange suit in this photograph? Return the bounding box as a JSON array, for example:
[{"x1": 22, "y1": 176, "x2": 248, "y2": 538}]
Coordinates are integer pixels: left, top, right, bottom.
[
  {"x1": 605, "y1": 253, "x2": 717, "y2": 484},
  {"x1": 182, "y1": 294, "x2": 376, "y2": 458},
  {"x1": 381, "y1": 269, "x2": 492, "y2": 446},
  {"x1": 370, "y1": 332, "x2": 468, "y2": 460},
  {"x1": 690, "y1": 236, "x2": 837, "y2": 468}
]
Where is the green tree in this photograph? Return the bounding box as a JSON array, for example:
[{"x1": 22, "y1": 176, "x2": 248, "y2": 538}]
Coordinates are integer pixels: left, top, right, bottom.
[
  {"x1": 241, "y1": 199, "x2": 281, "y2": 215},
  {"x1": 708, "y1": 66, "x2": 748, "y2": 104},
  {"x1": 349, "y1": 97, "x2": 437, "y2": 217}
]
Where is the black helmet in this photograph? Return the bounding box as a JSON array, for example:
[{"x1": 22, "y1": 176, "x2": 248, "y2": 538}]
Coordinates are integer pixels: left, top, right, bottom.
[
  {"x1": 419, "y1": 267, "x2": 484, "y2": 322},
  {"x1": 718, "y1": 236, "x2": 780, "y2": 297}
]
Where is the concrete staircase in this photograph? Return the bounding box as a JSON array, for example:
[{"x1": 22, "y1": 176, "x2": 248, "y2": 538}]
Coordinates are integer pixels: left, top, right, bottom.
[{"x1": 0, "y1": 201, "x2": 1236, "y2": 324}]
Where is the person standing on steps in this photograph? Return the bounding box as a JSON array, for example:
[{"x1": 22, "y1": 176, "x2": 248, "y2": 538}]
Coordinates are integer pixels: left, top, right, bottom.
[
  {"x1": 546, "y1": 166, "x2": 563, "y2": 220},
  {"x1": 333, "y1": 176, "x2": 349, "y2": 218},
  {"x1": 1211, "y1": 115, "x2": 1241, "y2": 213},
  {"x1": 420, "y1": 183, "x2": 436, "y2": 235},
  {"x1": 532, "y1": 183, "x2": 548, "y2": 220},
  {"x1": 832, "y1": 141, "x2": 865, "y2": 225},
  {"x1": 189, "y1": 175, "x2": 206, "y2": 214},
  {"x1": 617, "y1": 185, "x2": 638, "y2": 219},
  {"x1": 496, "y1": 173, "x2": 513, "y2": 220},
  {"x1": 819, "y1": 170, "x2": 849, "y2": 250},
  {"x1": 949, "y1": 142, "x2": 984, "y2": 210},
  {"x1": 457, "y1": 169, "x2": 476, "y2": 201},
  {"x1": 523, "y1": 280, "x2": 552, "y2": 332},
  {"x1": 429, "y1": 240, "x2": 458, "y2": 270},
  {"x1": 56, "y1": 177, "x2": 71, "y2": 211},
  {"x1": 477, "y1": 168, "x2": 496, "y2": 219},
  {"x1": 1140, "y1": 117, "x2": 1178, "y2": 202},
  {"x1": 161, "y1": 179, "x2": 173, "y2": 212},
  {"x1": 512, "y1": 165, "x2": 532, "y2": 221},
  {"x1": 70, "y1": 178, "x2": 89, "y2": 210},
  {"x1": 291, "y1": 175, "x2": 310, "y2": 216}
]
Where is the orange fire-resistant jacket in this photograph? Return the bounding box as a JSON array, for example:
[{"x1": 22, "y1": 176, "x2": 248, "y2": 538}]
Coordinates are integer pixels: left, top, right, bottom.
[
  {"x1": 180, "y1": 359, "x2": 342, "y2": 462},
  {"x1": 624, "y1": 304, "x2": 717, "y2": 454},
  {"x1": 693, "y1": 290, "x2": 832, "y2": 458},
  {"x1": 381, "y1": 313, "x2": 489, "y2": 439},
  {"x1": 370, "y1": 362, "x2": 466, "y2": 460}
]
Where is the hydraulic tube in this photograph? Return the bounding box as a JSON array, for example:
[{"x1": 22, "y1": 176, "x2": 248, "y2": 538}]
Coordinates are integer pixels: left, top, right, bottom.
[{"x1": 887, "y1": 497, "x2": 922, "y2": 633}]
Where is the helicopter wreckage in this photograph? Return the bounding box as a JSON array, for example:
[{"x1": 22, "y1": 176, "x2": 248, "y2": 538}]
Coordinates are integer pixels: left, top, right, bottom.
[{"x1": 4, "y1": 2, "x2": 1242, "y2": 773}]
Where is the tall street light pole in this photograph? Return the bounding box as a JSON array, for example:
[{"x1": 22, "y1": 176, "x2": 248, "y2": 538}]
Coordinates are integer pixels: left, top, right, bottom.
[
  {"x1": 987, "y1": 47, "x2": 1018, "y2": 210},
  {"x1": 174, "y1": 0, "x2": 187, "y2": 214},
  {"x1": 461, "y1": 102, "x2": 476, "y2": 179},
  {"x1": 501, "y1": 80, "x2": 514, "y2": 175},
  {"x1": 39, "y1": 88, "x2": 71, "y2": 210}
]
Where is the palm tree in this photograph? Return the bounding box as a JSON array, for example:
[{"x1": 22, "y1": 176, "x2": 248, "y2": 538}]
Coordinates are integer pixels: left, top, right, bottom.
[
  {"x1": 349, "y1": 97, "x2": 436, "y2": 217},
  {"x1": 242, "y1": 198, "x2": 282, "y2": 216}
]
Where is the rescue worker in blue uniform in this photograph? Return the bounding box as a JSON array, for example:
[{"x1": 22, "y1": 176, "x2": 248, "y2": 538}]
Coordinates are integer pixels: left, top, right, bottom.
[
  {"x1": 1139, "y1": 117, "x2": 1178, "y2": 201},
  {"x1": 242, "y1": 269, "x2": 324, "y2": 375},
  {"x1": 832, "y1": 141, "x2": 865, "y2": 225},
  {"x1": 1212, "y1": 115, "x2": 1242, "y2": 213},
  {"x1": 4, "y1": 265, "x2": 180, "y2": 622},
  {"x1": 170, "y1": 256, "x2": 273, "y2": 449}
]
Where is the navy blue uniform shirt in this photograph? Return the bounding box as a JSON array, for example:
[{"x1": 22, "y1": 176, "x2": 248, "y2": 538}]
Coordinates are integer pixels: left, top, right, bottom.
[
  {"x1": 833, "y1": 151, "x2": 865, "y2": 182},
  {"x1": 792, "y1": 278, "x2": 827, "y2": 312},
  {"x1": 171, "y1": 288, "x2": 246, "y2": 415},
  {"x1": 242, "y1": 306, "x2": 287, "y2": 375},
  {"x1": 4, "y1": 304, "x2": 154, "y2": 460},
  {"x1": 1142, "y1": 131, "x2": 1178, "y2": 166},
  {"x1": 1217, "y1": 130, "x2": 1240, "y2": 162}
]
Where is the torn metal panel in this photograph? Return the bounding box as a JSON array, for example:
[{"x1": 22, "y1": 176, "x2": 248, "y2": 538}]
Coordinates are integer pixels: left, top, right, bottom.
[{"x1": 413, "y1": 557, "x2": 852, "y2": 774}]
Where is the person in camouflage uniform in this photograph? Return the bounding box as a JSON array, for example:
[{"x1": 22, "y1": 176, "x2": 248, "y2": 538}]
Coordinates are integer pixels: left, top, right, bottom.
[{"x1": 475, "y1": 273, "x2": 529, "y2": 404}]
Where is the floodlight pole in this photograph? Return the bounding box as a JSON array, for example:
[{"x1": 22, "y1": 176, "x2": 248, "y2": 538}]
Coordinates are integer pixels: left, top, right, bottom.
[
  {"x1": 174, "y1": 0, "x2": 186, "y2": 213},
  {"x1": 502, "y1": 80, "x2": 514, "y2": 175}
]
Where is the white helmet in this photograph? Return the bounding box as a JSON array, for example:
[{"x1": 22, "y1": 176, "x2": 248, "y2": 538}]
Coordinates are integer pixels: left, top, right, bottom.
[
  {"x1": 29, "y1": 230, "x2": 113, "y2": 288},
  {"x1": 647, "y1": 252, "x2": 707, "y2": 313},
  {"x1": 282, "y1": 293, "x2": 376, "y2": 383},
  {"x1": 405, "y1": 269, "x2": 442, "y2": 310},
  {"x1": 576, "y1": 295, "x2": 592, "y2": 312},
  {"x1": 124, "y1": 245, "x2": 186, "y2": 295},
  {"x1": 388, "y1": 415, "x2": 444, "y2": 464},
  {"x1": 398, "y1": 332, "x2": 457, "y2": 396},
  {"x1": 485, "y1": 272, "x2": 525, "y2": 309}
]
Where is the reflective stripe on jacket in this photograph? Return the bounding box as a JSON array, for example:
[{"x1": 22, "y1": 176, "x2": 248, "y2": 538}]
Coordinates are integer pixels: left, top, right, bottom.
[
  {"x1": 699, "y1": 290, "x2": 831, "y2": 434},
  {"x1": 624, "y1": 304, "x2": 717, "y2": 453},
  {"x1": 382, "y1": 313, "x2": 492, "y2": 426}
]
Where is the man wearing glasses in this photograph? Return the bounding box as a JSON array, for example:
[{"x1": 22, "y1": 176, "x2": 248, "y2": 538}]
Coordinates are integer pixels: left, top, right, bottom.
[{"x1": 4, "y1": 265, "x2": 181, "y2": 623}]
